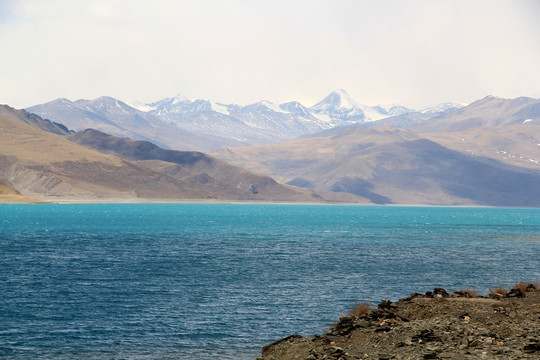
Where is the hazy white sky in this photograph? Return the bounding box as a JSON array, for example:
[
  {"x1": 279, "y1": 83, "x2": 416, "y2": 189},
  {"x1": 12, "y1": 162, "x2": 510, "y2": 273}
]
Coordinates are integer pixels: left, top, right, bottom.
[{"x1": 1, "y1": 0, "x2": 539, "y2": 109}]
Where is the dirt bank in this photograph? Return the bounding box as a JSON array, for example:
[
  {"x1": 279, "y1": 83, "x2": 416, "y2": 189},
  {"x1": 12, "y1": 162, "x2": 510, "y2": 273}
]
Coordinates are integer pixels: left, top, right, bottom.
[{"x1": 258, "y1": 284, "x2": 540, "y2": 360}]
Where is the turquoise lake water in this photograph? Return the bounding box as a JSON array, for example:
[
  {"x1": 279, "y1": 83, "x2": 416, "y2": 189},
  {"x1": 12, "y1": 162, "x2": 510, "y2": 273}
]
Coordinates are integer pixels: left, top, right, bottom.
[{"x1": 1, "y1": 204, "x2": 540, "y2": 359}]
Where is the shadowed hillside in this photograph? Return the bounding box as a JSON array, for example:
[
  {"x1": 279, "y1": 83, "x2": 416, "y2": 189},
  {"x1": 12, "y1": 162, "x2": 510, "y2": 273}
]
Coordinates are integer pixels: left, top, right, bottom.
[
  {"x1": 213, "y1": 127, "x2": 540, "y2": 206},
  {"x1": 0, "y1": 107, "x2": 215, "y2": 201},
  {"x1": 0, "y1": 179, "x2": 42, "y2": 203},
  {"x1": 1, "y1": 105, "x2": 360, "y2": 203},
  {"x1": 67, "y1": 129, "x2": 355, "y2": 202},
  {"x1": 413, "y1": 96, "x2": 540, "y2": 133},
  {"x1": 0, "y1": 105, "x2": 71, "y2": 135}
]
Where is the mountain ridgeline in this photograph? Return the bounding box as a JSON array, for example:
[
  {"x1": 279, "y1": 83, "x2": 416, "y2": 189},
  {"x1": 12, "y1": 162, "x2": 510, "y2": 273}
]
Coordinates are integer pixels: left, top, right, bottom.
[
  {"x1": 213, "y1": 125, "x2": 540, "y2": 206},
  {"x1": 26, "y1": 90, "x2": 462, "y2": 151},
  {"x1": 4, "y1": 92, "x2": 540, "y2": 206},
  {"x1": 0, "y1": 105, "x2": 359, "y2": 203},
  {"x1": 66, "y1": 129, "x2": 348, "y2": 202}
]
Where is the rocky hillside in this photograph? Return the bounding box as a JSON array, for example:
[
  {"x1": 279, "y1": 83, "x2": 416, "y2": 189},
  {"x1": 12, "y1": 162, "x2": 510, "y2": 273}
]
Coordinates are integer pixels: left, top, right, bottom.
[
  {"x1": 0, "y1": 105, "x2": 361, "y2": 203},
  {"x1": 0, "y1": 106, "x2": 215, "y2": 201},
  {"x1": 213, "y1": 127, "x2": 540, "y2": 206},
  {"x1": 67, "y1": 129, "x2": 359, "y2": 202},
  {"x1": 412, "y1": 96, "x2": 540, "y2": 133},
  {"x1": 25, "y1": 97, "x2": 217, "y2": 150},
  {"x1": 0, "y1": 105, "x2": 71, "y2": 135},
  {"x1": 26, "y1": 90, "x2": 457, "y2": 151},
  {"x1": 259, "y1": 284, "x2": 540, "y2": 360},
  {"x1": 0, "y1": 179, "x2": 41, "y2": 203}
]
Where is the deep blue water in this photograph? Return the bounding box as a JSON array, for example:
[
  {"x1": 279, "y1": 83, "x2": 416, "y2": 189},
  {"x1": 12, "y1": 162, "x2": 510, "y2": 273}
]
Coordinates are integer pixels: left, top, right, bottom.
[{"x1": 1, "y1": 204, "x2": 540, "y2": 359}]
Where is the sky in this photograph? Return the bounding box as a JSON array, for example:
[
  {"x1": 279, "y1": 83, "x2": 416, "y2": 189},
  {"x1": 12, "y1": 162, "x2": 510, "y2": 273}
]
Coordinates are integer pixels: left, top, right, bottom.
[{"x1": 1, "y1": 0, "x2": 539, "y2": 110}]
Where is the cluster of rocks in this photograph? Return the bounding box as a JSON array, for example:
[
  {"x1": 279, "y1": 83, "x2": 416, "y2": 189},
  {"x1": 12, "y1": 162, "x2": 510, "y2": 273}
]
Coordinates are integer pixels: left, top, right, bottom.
[{"x1": 258, "y1": 284, "x2": 540, "y2": 360}]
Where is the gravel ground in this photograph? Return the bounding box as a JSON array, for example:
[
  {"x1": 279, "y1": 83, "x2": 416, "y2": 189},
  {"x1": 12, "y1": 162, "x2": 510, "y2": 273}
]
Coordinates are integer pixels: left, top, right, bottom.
[{"x1": 258, "y1": 285, "x2": 540, "y2": 360}]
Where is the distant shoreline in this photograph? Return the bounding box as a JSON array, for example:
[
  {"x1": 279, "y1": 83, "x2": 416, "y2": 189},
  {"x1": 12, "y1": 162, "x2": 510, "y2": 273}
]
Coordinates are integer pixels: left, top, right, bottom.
[
  {"x1": 2, "y1": 196, "x2": 536, "y2": 208},
  {"x1": 0, "y1": 197, "x2": 509, "y2": 208}
]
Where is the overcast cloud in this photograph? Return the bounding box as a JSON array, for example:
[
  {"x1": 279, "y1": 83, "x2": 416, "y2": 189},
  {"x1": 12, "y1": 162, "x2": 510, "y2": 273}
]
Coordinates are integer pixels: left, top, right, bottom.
[{"x1": 1, "y1": 0, "x2": 539, "y2": 109}]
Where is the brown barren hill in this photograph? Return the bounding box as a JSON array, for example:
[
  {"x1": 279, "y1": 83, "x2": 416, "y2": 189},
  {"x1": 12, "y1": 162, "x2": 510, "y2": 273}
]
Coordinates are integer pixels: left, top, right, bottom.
[
  {"x1": 1, "y1": 105, "x2": 362, "y2": 203},
  {"x1": 0, "y1": 179, "x2": 41, "y2": 203},
  {"x1": 259, "y1": 285, "x2": 540, "y2": 360},
  {"x1": 213, "y1": 127, "x2": 540, "y2": 206},
  {"x1": 412, "y1": 96, "x2": 540, "y2": 133},
  {"x1": 67, "y1": 128, "x2": 365, "y2": 203},
  {"x1": 0, "y1": 107, "x2": 213, "y2": 201},
  {"x1": 421, "y1": 124, "x2": 540, "y2": 170},
  {"x1": 0, "y1": 104, "x2": 71, "y2": 135}
]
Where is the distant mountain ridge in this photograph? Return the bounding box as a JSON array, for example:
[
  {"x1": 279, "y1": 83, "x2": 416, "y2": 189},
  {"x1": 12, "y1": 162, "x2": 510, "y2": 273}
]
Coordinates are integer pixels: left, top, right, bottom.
[
  {"x1": 0, "y1": 105, "x2": 213, "y2": 201},
  {"x1": 412, "y1": 96, "x2": 540, "y2": 133},
  {"x1": 213, "y1": 126, "x2": 540, "y2": 206},
  {"x1": 26, "y1": 90, "x2": 462, "y2": 151},
  {"x1": 8, "y1": 92, "x2": 540, "y2": 206},
  {"x1": 26, "y1": 96, "x2": 220, "y2": 150},
  {"x1": 66, "y1": 128, "x2": 334, "y2": 202},
  {"x1": 0, "y1": 105, "x2": 72, "y2": 135},
  {"x1": 0, "y1": 105, "x2": 359, "y2": 203}
]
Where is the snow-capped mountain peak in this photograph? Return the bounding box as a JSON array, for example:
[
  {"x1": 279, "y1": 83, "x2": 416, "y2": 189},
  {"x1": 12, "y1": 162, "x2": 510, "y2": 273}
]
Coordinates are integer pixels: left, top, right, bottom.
[
  {"x1": 145, "y1": 93, "x2": 191, "y2": 110},
  {"x1": 128, "y1": 101, "x2": 156, "y2": 112},
  {"x1": 25, "y1": 90, "x2": 475, "y2": 152},
  {"x1": 44, "y1": 90, "x2": 420, "y2": 149},
  {"x1": 280, "y1": 101, "x2": 310, "y2": 115},
  {"x1": 172, "y1": 93, "x2": 190, "y2": 105},
  {"x1": 421, "y1": 102, "x2": 466, "y2": 114},
  {"x1": 253, "y1": 100, "x2": 290, "y2": 114},
  {"x1": 83, "y1": 96, "x2": 138, "y2": 115},
  {"x1": 310, "y1": 90, "x2": 366, "y2": 124},
  {"x1": 312, "y1": 89, "x2": 361, "y2": 111},
  {"x1": 357, "y1": 104, "x2": 414, "y2": 122}
]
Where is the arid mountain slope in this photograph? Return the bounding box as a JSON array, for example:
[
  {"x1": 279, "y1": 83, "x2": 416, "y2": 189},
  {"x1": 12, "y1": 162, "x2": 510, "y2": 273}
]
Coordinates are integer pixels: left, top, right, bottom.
[
  {"x1": 26, "y1": 97, "x2": 223, "y2": 150},
  {"x1": 421, "y1": 124, "x2": 540, "y2": 170},
  {"x1": 0, "y1": 179, "x2": 41, "y2": 203},
  {"x1": 213, "y1": 127, "x2": 540, "y2": 206},
  {"x1": 0, "y1": 106, "x2": 359, "y2": 203},
  {"x1": 0, "y1": 108, "x2": 214, "y2": 201},
  {"x1": 413, "y1": 96, "x2": 540, "y2": 133},
  {"x1": 26, "y1": 91, "x2": 416, "y2": 151},
  {"x1": 66, "y1": 129, "x2": 352, "y2": 202},
  {"x1": 0, "y1": 179, "x2": 20, "y2": 195},
  {"x1": 0, "y1": 105, "x2": 71, "y2": 135}
]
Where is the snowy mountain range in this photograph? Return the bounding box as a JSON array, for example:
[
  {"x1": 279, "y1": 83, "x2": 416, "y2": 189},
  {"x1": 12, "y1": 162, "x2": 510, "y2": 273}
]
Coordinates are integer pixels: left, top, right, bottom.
[{"x1": 26, "y1": 90, "x2": 464, "y2": 151}]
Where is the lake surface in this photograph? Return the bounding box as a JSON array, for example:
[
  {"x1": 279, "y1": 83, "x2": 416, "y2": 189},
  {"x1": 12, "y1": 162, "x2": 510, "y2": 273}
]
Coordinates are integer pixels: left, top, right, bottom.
[{"x1": 1, "y1": 204, "x2": 540, "y2": 359}]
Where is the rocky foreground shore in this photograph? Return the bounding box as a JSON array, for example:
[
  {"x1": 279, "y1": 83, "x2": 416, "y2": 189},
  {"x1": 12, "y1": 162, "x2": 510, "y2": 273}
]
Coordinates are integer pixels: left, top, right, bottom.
[{"x1": 258, "y1": 284, "x2": 540, "y2": 360}]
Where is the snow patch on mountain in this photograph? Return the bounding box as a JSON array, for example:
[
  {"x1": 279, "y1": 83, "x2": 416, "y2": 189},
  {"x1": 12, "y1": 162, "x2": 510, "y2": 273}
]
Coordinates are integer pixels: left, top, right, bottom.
[
  {"x1": 421, "y1": 102, "x2": 465, "y2": 114},
  {"x1": 210, "y1": 101, "x2": 230, "y2": 115},
  {"x1": 172, "y1": 94, "x2": 190, "y2": 105},
  {"x1": 310, "y1": 113, "x2": 335, "y2": 125},
  {"x1": 259, "y1": 100, "x2": 290, "y2": 114},
  {"x1": 310, "y1": 90, "x2": 366, "y2": 124},
  {"x1": 146, "y1": 94, "x2": 191, "y2": 111},
  {"x1": 129, "y1": 101, "x2": 156, "y2": 112},
  {"x1": 359, "y1": 105, "x2": 388, "y2": 122},
  {"x1": 30, "y1": 90, "x2": 456, "y2": 150},
  {"x1": 332, "y1": 89, "x2": 359, "y2": 109},
  {"x1": 359, "y1": 104, "x2": 414, "y2": 122}
]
